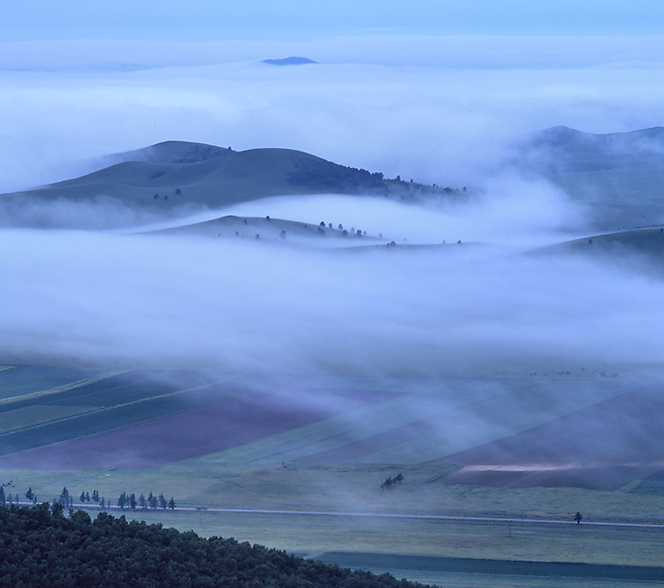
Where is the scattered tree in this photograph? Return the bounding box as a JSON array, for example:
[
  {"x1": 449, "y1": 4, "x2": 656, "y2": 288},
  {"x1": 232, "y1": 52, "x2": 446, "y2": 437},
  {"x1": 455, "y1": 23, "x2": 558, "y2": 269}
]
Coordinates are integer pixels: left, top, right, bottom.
[{"x1": 381, "y1": 474, "x2": 404, "y2": 490}]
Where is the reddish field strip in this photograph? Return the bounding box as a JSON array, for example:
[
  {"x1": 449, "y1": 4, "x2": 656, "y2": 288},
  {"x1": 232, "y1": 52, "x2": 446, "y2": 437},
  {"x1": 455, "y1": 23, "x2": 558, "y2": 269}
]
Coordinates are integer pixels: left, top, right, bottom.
[
  {"x1": 436, "y1": 389, "x2": 664, "y2": 490},
  {"x1": 0, "y1": 389, "x2": 392, "y2": 470}
]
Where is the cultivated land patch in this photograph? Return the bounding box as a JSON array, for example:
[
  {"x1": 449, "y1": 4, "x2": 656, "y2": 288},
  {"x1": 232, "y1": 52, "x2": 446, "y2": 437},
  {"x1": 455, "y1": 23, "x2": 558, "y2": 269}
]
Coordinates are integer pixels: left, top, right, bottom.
[
  {"x1": 0, "y1": 404, "x2": 96, "y2": 434},
  {"x1": 439, "y1": 386, "x2": 664, "y2": 490},
  {"x1": 0, "y1": 388, "x2": 393, "y2": 469}
]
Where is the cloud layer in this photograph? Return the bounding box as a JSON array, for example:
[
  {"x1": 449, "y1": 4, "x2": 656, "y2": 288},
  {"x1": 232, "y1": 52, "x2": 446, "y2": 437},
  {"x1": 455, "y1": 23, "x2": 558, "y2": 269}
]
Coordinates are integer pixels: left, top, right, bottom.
[
  {"x1": 1, "y1": 34, "x2": 663, "y2": 378},
  {"x1": 1, "y1": 191, "x2": 661, "y2": 377}
]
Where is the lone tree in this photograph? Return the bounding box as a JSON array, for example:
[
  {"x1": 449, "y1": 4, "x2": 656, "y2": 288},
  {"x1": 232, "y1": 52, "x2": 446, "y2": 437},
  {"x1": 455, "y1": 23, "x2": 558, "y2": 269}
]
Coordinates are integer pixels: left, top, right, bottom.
[{"x1": 574, "y1": 511, "x2": 583, "y2": 524}]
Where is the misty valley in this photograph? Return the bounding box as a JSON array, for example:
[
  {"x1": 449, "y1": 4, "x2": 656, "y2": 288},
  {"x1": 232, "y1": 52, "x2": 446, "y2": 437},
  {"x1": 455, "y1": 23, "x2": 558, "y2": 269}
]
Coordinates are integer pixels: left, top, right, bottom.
[{"x1": 2, "y1": 126, "x2": 664, "y2": 585}]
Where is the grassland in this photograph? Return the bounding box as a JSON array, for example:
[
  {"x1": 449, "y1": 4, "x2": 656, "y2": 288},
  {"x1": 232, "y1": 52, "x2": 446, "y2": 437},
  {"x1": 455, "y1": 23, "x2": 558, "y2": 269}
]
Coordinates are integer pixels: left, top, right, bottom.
[{"x1": 2, "y1": 365, "x2": 664, "y2": 586}]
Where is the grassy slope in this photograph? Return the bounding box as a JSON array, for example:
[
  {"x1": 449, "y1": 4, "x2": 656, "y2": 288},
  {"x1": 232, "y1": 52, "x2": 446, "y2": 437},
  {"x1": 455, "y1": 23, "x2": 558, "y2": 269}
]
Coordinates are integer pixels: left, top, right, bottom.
[
  {"x1": 1, "y1": 142, "x2": 461, "y2": 215},
  {"x1": 150, "y1": 215, "x2": 387, "y2": 246},
  {"x1": 533, "y1": 226, "x2": 664, "y2": 270}
]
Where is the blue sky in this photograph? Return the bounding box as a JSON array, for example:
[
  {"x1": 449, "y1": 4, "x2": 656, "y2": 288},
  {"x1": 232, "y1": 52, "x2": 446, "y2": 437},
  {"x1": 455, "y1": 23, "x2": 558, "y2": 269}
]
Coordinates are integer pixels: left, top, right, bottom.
[{"x1": 3, "y1": 0, "x2": 664, "y2": 40}]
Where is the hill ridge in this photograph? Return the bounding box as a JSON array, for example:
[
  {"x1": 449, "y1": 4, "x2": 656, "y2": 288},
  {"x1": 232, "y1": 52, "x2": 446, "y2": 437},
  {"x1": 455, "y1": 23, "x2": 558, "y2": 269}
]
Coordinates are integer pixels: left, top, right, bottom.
[{"x1": 0, "y1": 142, "x2": 464, "y2": 226}]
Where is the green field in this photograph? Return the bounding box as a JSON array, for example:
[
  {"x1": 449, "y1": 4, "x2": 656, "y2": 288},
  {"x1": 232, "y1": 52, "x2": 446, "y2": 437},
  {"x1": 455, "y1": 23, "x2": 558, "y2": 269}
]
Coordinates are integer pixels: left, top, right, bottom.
[{"x1": 2, "y1": 365, "x2": 664, "y2": 586}]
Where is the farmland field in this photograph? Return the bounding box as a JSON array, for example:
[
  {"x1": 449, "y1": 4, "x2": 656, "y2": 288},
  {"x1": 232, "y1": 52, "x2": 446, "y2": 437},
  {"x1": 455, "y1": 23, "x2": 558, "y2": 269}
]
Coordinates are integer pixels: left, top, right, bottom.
[{"x1": 1, "y1": 365, "x2": 664, "y2": 586}]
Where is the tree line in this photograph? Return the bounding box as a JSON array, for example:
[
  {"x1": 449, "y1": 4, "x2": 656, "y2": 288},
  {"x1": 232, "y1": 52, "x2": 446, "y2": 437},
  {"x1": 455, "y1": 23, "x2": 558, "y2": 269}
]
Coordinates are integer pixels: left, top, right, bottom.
[{"x1": 0, "y1": 486, "x2": 175, "y2": 513}]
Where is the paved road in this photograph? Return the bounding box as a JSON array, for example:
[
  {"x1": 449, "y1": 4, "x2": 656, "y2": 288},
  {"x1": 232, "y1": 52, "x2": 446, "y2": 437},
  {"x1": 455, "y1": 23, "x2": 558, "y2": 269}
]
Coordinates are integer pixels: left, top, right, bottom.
[
  {"x1": 175, "y1": 505, "x2": 664, "y2": 529},
  {"x1": 16, "y1": 499, "x2": 663, "y2": 529},
  {"x1": 15, "y1": 497, "x2": 659, "y2": 529}
]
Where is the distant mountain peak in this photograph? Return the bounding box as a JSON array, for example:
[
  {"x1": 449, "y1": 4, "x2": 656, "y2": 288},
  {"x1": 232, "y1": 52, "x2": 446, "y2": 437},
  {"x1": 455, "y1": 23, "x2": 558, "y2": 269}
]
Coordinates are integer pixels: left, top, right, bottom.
[{"x1": 261, "y1": 57, "x2": 317, "y2": 66}]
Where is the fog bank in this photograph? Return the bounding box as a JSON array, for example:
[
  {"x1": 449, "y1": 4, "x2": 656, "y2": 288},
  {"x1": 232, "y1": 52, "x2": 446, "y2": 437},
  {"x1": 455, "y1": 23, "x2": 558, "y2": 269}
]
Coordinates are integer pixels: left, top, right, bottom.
[{"x1": 1, "y1": 213, "x2": 661, "y2": 377}]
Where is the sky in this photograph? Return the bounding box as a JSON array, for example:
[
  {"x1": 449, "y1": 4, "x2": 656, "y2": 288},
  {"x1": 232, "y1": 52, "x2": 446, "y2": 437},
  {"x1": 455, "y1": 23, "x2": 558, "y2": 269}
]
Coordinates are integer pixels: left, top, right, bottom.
[{"x1": 3, "y1": 1, "x2": 664, "y2": 40}]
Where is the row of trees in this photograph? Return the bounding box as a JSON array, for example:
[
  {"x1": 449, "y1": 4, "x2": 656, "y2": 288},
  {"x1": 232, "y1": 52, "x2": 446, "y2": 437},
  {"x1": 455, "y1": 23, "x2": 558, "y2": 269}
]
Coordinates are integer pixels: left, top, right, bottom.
[
  {"x1": 0, "y1": 485, "x2": 36, "y2": 507},
  {"x1": 1, "y1": 486, "x2": 176, "y2": 513},
  {"x1": 117, "y1": 491, "x2": 175, "y2": 511}
]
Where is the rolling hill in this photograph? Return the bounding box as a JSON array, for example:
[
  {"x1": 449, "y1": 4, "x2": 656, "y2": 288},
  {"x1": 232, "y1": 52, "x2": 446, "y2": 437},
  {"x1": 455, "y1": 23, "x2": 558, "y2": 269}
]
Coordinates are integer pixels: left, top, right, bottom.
[
  {"x1": 535, "y1": 226, "x2": 664, "y2": 266},
  {"x1": 147, "y1": 214, "x2": 387, "y2": 245},
  {"x1": 3, "y1": 126, "x2": 662, "y2": 236},
  {"x1": 0, "y1": 141, "x2": 461, "y2": 228},
  {"x1": 515, "y1": 126, "x2": 664, "y2": 230}
]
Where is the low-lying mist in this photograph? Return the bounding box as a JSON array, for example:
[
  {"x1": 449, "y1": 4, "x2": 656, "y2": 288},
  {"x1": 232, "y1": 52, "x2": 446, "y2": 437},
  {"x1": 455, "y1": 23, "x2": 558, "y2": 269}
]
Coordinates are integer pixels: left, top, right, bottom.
[
  {"x1": 1, "y1": 186, "x2": 662, "y2": 378},
  {"x1": 0, "y1": 194, "x2": 185, "y2": 230}
]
